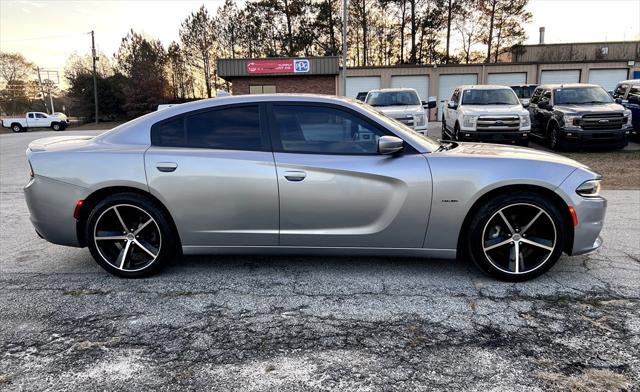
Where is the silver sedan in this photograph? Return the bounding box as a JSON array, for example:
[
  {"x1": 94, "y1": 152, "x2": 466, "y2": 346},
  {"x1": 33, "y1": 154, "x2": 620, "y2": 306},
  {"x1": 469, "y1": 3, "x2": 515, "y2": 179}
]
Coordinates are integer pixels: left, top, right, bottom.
[{"x1": 24, "y1": 94, "x2": 606, "y2": 280}]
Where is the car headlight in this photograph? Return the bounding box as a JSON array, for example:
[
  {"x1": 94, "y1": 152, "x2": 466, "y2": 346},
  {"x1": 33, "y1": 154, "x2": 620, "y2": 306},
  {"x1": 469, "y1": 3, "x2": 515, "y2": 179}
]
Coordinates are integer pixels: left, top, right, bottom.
[
  {"x1": 564, "y1": 115, "x2": 581, "y2": 129},
  {"x1": 462, "y1": 115, "x2": 478, "y2": 129},
  {"x1": 414, "y1": 114, "x2": 425, "y2": 126},
  {"x1": 519, "y1": 114, "x2": 531, "y2": 128},
  {"x1": 576, "y1": 179, "x2": 601, "y2": 197},
  {"x1": 624, "y1": 109, "x2": 632, "y2": 125}
]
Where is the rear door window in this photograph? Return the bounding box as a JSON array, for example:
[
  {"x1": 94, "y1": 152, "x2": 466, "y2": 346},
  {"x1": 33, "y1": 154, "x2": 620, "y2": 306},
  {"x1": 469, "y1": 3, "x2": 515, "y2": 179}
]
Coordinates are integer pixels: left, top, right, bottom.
[{"x1": 151, "y1": 105, "x2": 265, "y2": 151}]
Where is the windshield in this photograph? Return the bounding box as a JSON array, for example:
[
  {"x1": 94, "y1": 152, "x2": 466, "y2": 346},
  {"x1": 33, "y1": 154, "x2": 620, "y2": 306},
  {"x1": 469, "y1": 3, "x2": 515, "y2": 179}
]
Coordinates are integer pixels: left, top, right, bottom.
[
  {"x1": 461, "y1": 89, "x2": 520, "y2": 105},
  {"x1": 511, "y1": 85, "x2": 536, "y2": 99},
  {"x1": 356, "y1": 100, "x2": 441, "y2": 152},
  {"x1": 554, "y1": 87, "x2": 613, "y2": 105},
  {"x1": 366, "y1": 90, "x2": 421, "y2": 107}
]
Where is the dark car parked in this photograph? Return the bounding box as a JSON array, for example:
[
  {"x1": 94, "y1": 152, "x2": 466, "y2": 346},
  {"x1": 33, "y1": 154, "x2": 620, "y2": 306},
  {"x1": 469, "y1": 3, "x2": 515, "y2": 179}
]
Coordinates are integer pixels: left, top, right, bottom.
[
  {"x1": 527, "y1": 83, "x2": 632, "y2": 150},
  {"x1": 612, "y1": 79, "x2": 640, "y2": 141}
]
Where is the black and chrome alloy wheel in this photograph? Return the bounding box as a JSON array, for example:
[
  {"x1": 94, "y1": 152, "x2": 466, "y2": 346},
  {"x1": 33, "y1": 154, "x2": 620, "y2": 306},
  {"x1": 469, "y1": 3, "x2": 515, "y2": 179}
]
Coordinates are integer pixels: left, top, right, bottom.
[
  {"x1": 87, "y1": 193, "x2": 177, "y2": 278},
  {"x1": 482, "y1": 203, "x2": 556, "y2": 275},
  {"x1": 467, "y1": 192, "x2": 566, "y2": 281},
  {"x1": 94, "y1": 204, "x2": 161, "y2": 272}
]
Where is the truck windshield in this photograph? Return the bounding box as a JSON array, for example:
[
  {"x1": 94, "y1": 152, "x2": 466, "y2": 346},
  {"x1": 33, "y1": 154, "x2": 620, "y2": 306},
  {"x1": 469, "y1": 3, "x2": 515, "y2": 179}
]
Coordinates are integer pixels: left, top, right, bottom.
[
  {"x1": 511, "y1": 85, "x2": 536, "y2": 99},
  {"x1": 461, "y1": 89, "x2": 520, "y2": 105},
  {"x1": 366, "y1": 91, "x2": 420, "y2": 106},
  {"x1": 554, "y1": 87, "x2": 613, "y2": 105}
]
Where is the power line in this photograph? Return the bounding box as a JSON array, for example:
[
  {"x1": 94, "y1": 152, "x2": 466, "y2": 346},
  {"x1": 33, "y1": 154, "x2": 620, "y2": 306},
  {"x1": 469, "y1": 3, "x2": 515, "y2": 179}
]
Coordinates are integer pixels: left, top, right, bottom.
[{"x1": 0, "y1": 32, "x2": 88, "y2": 43}]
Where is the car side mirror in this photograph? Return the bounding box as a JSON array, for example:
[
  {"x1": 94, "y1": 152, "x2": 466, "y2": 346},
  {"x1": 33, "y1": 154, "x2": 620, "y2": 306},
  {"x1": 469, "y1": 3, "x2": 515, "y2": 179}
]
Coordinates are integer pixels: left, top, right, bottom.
[
  {"x1": 378, "y1": 136, "x2": 404, "y2": 155},
  {"x1": 447, "y1": 101, "x2": 457, "y2": 110},
  {"x1": 538, "y1": 100, "x2": 552, "y2": 110},
  {"x1": 614, "y1": 98, "x2": 623, "y2": 104},
  {"x1": 628, "y1": 95, "x2": 639, "y2": 104},
  {"x1": 522, "y1": 102, "x2": 530, "y2": 108}
]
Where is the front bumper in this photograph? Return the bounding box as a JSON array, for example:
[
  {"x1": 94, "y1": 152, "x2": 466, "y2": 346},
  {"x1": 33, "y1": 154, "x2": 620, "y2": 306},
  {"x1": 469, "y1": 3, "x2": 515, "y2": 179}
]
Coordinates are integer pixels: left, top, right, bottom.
[
  {"x1": 560, "y1": 127, "x2": 630, "y2": 147},
  {"x1": 457, "y1": 131, "x2": 529, "y2": 144},
  {"x1": 24, "y1": 175, "x2": 89, "y2": 247}
]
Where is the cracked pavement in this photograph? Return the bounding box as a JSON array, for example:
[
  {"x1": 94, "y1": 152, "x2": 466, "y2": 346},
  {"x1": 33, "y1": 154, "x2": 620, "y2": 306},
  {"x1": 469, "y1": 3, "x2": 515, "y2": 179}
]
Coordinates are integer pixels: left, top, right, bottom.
[{"x1": 1, "y1": 130, "x2": 639, "y2": 391}]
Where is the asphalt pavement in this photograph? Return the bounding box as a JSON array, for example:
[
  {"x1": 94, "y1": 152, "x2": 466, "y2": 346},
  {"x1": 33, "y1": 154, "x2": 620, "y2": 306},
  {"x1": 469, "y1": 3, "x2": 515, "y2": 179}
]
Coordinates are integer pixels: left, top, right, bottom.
[{"x1": 1, "y1": 129, "x2": 639, "y2": 391}]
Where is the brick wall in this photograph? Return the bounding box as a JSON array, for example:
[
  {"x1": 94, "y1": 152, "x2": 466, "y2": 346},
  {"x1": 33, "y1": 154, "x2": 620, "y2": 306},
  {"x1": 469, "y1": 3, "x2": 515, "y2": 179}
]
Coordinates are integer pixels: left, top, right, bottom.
[{"x1": 229, "y1": 75, "x2": 337, "y2": 95}]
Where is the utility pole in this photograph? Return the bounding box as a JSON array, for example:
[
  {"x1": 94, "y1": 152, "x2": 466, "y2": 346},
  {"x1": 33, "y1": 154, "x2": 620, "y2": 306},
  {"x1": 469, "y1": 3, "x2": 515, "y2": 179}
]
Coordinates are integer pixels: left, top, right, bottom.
[
  {"x1": 91, "y1": 30, "x2": 99, "y2": 123},
  {"x1": 341, "y1": 0, "x2": 348, "y2": 96},
  {"x1": 445, "y1": 0, "x2": 452, "y2": 63},
  {"x1": 36, "y1": 66, "x2": 48, "y2": 113}
]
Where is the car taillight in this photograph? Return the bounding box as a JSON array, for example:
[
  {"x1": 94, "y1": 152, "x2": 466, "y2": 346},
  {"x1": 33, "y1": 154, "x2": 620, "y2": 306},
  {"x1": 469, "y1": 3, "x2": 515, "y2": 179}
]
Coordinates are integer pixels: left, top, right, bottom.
[{"x1": 73, "y1": 200, "x2": 84, "y2": 220}]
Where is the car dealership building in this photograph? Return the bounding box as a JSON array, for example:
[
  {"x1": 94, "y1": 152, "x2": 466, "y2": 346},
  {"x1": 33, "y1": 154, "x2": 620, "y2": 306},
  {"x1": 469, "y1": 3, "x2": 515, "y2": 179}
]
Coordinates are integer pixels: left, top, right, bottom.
[{"x1": 218, "y1": 40, "x2": 640, "y2": 115}]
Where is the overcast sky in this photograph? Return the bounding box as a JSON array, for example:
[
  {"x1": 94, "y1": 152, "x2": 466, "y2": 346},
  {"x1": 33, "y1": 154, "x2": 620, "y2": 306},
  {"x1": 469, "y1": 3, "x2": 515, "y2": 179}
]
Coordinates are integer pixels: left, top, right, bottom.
[{"x1": 1, "y1": 0, "x2": 639, "y2": 79}]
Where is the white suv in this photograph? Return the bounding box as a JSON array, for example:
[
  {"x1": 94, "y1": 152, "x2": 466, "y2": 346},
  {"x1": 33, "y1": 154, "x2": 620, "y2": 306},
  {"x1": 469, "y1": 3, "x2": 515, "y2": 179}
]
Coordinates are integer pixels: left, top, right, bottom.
[
  {"x1": 442, "y1": 85, "x2": 531, "y2": 146},
  {"x1": 365, "y1": 88, "x2": 428, "y2": 135}
]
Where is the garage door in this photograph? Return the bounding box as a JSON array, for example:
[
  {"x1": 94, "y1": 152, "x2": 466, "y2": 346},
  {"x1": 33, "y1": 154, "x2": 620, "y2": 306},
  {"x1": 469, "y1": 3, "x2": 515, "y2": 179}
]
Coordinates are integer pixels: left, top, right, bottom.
[
  {"x1": 540, "y1": 70, "x2": 580, "y2": 85},
  {"x1": 346, "y1": 76, "x2": 381, "y2": 99},
  {"x1": 438, "y1": 74, "x2": 477, "y2": 112},
  {"x1": 588, "y1": 69, "x2": 629, "y2": 92},
  {"x1": 391, "y1": 75, "x2": 429, "y2": 101},
  {"x1": 487, "y1": 72, "x2": 527, "y2": 86}
]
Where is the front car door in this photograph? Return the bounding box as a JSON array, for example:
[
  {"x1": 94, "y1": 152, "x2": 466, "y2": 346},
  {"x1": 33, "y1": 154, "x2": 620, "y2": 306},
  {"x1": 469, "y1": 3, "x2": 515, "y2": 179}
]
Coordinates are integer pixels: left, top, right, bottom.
[
  {"x1": 267, "y1": 102, "x2": 432, "y2": 248},
  {"x1": 446, "y1": 89, "x2": 460, "y2": 130},
  {"x1": 145, "y1": 104, "x2": 279, "y2": 247},
  {"x1": 34, "y1": 113, "x2": 49, "y2": 127}
]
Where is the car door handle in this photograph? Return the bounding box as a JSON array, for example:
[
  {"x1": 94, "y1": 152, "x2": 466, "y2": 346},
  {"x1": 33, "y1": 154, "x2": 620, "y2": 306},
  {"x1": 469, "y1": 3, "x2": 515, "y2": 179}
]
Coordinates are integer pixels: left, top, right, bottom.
[
  {"x1": 156, "y1": 162, "x2": 178, "y2": 172},
  {"x1": 284, "y1": 170, "x2": 306, "y2": 182}
]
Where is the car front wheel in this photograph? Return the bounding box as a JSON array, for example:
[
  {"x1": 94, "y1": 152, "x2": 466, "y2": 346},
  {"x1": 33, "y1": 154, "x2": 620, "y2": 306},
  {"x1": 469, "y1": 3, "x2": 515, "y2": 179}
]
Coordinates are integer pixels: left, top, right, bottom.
[
  {"x1": 466, "y1": 192, "x2": 566, "y2": 281},
  {"x1": 86, "y1": 193, "x2": 177, "y2": 278},
  {"x1": 51, "y1": 122, "x2": 62, "y2": 131}
]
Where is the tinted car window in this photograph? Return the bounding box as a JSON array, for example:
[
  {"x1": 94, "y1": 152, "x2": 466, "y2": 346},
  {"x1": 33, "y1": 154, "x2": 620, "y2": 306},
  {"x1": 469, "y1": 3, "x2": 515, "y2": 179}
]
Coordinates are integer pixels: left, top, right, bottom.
[
  {"x1": 151, "y1": 117, "x2": 186, "y2": 146},
  {"x1": 366, "y1": 91, "x2": 420, "y2": 106},
  {"x1": 461, "y1": 89, "x2": 519, "y2": 105},
  {"x1": 272, "y1": 105, "x2": 385, "y2": 154},
  {"x1": 152, "y1": 105, "x2": 263, "y2": 150},
  {"x1": 530, "y1": 88, "x2": 543, "y2": 104},
  {"x1": 186, "y1": 106, "x2": 262, "y2": 150},
  {"x1": 627, "y1": 85, "x2": 640, "y2": 99},
  {"x1": 613, "y1": 84, "x2": 629, "y2": 99},
  {"x1": 553, "y1": 87, "x2": 613, "y2": 105},
  {"x1": 36, "y1": 113, "x2": 46, "y2": 118}
]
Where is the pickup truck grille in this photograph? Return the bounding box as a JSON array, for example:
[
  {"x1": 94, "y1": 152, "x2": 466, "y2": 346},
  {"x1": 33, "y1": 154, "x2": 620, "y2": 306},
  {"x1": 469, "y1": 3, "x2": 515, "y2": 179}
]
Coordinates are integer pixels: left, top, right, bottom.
[
  {"x1": 476, "y1": 116, "x2": 520, "y2": 132},
  {"x1": 392, "y1": 115, "x2": 414, "y2": 127},
  {"x1": 580, "y1": 113, "x2": 625, "y2": 130}
]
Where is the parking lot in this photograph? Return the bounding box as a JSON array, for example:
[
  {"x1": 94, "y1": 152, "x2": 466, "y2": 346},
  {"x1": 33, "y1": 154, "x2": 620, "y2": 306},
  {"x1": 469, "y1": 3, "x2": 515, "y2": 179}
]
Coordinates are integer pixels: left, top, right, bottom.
[{"x1": 1, "y1": 129, "x2": 639, "y2": 391}]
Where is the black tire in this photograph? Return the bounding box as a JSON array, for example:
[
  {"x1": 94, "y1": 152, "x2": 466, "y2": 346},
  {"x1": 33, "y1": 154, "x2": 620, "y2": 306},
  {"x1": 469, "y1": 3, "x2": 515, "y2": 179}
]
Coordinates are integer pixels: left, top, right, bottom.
[
  {"x1": 465, "y1": 191, "x2": 566, "y2": 281},
  {"x1": 51, "y1": 122, "x2": 62, "y2": 131},
  {"x1": 548, "y1": 125, "x2": 562, "y2": 151},
  {"x1": 441, "y1": 117, "x2": 449, "y2": 141},
  {"x1": 11, "y1": 123, "x2": 23, "y2": 133},
  {"x1": 453, "y1": 122, "x2": 460, "y2": 141},
  {"x1": 86, "y1": 192, "x2": 178, "y2": 278}
]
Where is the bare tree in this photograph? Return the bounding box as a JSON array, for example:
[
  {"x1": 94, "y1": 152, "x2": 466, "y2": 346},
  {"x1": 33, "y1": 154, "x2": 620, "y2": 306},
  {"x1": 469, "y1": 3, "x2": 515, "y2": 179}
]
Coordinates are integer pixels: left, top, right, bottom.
[{"x1": 180, "y1": 6, "x2": 216, "y2": 98}]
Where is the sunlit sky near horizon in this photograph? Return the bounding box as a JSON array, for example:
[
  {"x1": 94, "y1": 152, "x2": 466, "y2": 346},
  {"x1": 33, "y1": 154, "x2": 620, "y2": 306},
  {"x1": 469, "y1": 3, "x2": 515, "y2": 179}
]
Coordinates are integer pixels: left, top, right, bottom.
[{"x1": 1, "y1": 0, "x2": 639, "y2": 81}]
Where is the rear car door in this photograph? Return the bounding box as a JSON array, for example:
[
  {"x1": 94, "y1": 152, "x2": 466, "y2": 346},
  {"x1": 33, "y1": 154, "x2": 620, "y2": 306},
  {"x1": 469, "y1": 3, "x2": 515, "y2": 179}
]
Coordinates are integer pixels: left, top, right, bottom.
[
  {"x1": 268, "y1": 103, "x2": 432, "y2": 248},
  {"x1": 145, "y1": 104, "x2": 279, "y2": 247}
]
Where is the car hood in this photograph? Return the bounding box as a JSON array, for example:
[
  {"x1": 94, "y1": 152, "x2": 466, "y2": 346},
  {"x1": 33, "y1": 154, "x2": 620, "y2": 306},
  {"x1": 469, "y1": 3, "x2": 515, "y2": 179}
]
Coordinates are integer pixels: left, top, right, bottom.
[
  {"x1": 373, "y1": 105, "x2": 424, "y2": 117},
  {"x1": 443, "y1": 142, "x2": 589, "y2": 169},
  {"x1": 460, "y1": 105, "x2": 526, "y2": 115},
  {"x1": 553, "y1": 103, "x2": 625, "y2": 115}
]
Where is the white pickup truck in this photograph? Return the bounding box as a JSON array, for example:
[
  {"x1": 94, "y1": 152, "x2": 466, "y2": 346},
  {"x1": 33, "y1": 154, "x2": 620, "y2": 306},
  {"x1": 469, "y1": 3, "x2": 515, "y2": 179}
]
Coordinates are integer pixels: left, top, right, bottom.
[
  {"x1": 442, "y1": 84, "x2": 531, "y2": 146},
  {"x1": 1, "y1": 112, "x2": 68, "y2": 133},
  {"x1": 365, "y1": 88, "x2": 433, "y2": 135}
]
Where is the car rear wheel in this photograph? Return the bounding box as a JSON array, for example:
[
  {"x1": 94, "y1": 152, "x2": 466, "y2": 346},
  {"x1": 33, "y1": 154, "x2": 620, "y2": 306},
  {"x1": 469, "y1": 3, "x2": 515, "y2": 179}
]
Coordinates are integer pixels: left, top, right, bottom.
[
  {"x1": 11, "y1": 124, "x2": 23, "y2": 133},
  {"x1": 86, "y1": 193, "x2": 177, "y2": 278},
  {"x1": 466, "y1": 192, "x2": 566, "y2": 281}
]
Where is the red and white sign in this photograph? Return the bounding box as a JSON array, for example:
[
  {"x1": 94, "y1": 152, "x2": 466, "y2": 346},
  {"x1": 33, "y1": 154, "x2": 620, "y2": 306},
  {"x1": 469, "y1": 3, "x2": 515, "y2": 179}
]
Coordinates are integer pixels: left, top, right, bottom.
[
  {"x1": 246, "y1": 59, "x2": 294, "y2": 74},
  {"x1": 246, "y1": 59, "x2": 310, "y2": 74}
]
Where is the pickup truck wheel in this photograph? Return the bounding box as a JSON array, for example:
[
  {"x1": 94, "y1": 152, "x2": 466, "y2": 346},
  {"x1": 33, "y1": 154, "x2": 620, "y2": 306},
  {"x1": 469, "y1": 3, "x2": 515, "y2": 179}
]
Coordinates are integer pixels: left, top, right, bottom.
[
  {"x1": 51, "y1": 122, "x2": 62, "y2": 131},
  {"x1": 11, "y1": 124, "x2": 24, "y2": 133},
  {"x1": 549, "y1": 126, "x2": 562, "y2": 151}
]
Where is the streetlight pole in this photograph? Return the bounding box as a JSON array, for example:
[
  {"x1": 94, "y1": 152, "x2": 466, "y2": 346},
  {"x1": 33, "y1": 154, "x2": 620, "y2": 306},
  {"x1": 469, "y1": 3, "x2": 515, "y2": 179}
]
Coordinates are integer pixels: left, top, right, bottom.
[
  {"x1": 341, "y1": 0, "x2": 348, "y2": 96},
  {"x1": 91, "y1": 30, "x2": 99, "y2": 123}
]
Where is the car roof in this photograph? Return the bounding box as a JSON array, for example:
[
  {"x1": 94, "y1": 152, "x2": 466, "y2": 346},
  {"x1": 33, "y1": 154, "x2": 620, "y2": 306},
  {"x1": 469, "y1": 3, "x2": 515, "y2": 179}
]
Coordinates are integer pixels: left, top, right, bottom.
[
  {"x1": 457, "y1": 84, "x2": 513, "y2": 90},
  {"x1": 617, "y1": 79, "x2": 640, "y2": 84},
  {"x1": 367, "y1": 88, "x2": 418, "y2": 93},
  {"x1": 537, "y1": 83, "x2": 601, "y2": 89}
]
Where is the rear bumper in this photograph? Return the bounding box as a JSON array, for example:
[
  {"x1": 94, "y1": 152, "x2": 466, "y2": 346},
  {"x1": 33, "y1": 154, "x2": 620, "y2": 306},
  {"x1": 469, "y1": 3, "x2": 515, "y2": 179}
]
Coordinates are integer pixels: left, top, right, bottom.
[
  {"x1": 24, "y1": 175, "x2": 89, "y2": 247},
  {"x1": 458, "y1": 131, "x2": 529, "y2": 144}
]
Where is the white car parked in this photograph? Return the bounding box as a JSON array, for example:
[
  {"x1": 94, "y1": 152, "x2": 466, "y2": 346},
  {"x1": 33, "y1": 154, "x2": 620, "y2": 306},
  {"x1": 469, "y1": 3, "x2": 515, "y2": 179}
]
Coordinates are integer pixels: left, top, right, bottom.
[
  {"x1": 365, "y1": 88, "x2": 429, "y2": 135},
  {"x1": 1, "y1": 112, "x2": 68, "y2": 133},
  {"x1": 442, "y1": 85, "x2": 531, "y2": 146}
]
